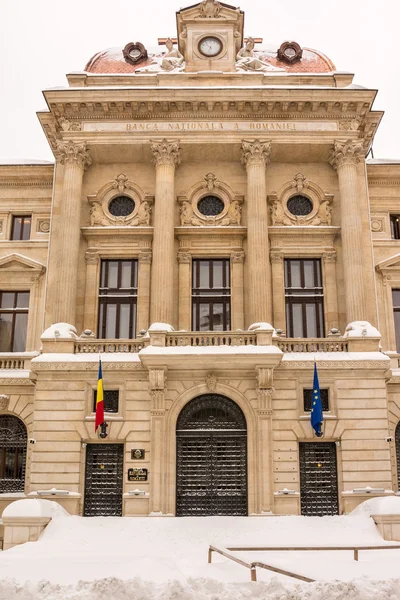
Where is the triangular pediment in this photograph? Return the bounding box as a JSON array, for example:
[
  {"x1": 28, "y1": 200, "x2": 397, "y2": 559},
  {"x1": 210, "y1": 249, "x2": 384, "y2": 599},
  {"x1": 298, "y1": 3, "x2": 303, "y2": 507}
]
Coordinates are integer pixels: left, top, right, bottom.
[
  {"x1": 376, "y1": 253, "x2": 400, "y2": 273},
  {"x1": 0, "y1": 253, "x2": 46, "y2": 273}
]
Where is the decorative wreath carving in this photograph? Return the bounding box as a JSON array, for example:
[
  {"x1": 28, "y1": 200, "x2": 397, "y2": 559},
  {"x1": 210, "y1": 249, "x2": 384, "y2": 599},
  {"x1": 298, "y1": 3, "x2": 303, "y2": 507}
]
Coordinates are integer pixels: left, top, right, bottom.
[
  {"x1": 88, "y1": 173, "x2": 154, "y2": 227},
  {"x1": 269, "y1": 173, "x2": 333, "y2": 226},
  {"x1": 178, "y1": 173, "x2": 243, "y2": 227}
]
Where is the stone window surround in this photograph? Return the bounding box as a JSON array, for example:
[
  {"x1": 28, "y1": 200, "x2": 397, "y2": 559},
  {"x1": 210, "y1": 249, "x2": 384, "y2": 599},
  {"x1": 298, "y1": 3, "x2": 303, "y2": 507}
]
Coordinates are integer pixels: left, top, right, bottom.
[
  {"x1": 84, "y1": 381, "x2": 125, "y2": 422},
  {"x1": 297, "y1": 380, "x2": 337, "y2": 420},
  {"x1": 270, "y1": 245, "x2": 339, "y2": 336},
  {"x1": 0, "y1": 254, "x2": 46, "y2": 352},
  {"x1": 0, "y1": 211, "x2": 50, "y2": 242},
  {"x1": 83, "y1": 247, "x2": 152, "y2": 337}
]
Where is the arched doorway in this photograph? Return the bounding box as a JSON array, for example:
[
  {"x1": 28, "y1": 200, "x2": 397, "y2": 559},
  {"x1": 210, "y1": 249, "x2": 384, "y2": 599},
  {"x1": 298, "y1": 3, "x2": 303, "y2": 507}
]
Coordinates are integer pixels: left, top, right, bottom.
[
  {"x1": 176, "y1": 394, "x2": 247, "y2": 516},
  {"x1": 396, "y1": 421, "x2": 400, "y2": 491},
  {"x1": 0, "y1": 415, "x2": 27, "y2": 493}
]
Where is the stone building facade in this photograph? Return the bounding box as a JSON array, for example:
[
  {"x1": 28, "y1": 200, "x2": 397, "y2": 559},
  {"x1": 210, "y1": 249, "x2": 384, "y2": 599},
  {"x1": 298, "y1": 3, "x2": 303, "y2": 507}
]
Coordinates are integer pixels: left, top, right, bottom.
[{"x1": 1, "y1": 0, "x2": 400, "y2": 518}]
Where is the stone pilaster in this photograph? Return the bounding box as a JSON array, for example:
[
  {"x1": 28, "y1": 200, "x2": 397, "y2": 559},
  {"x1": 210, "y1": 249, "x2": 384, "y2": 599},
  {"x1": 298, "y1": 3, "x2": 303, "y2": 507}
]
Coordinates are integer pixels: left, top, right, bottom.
[
  {"x1": 150, "y1": 139, "x2": 181, "y2": 326},
  {"x1": 256, "y1": 367, "x2": 274, "y2": 513},
  {"x1": 241, "y1": 140, "x2": 271, "y2": 326},
  {"x1": 231, "y1": 251, "x2": 245, "y2": 330},
  {"x1": 178, "y1": 252, "x2": 191, "y2": 331},
  {"x1": 270, "y1": 249, "x2": 285, "y2": 333},
  {"x1": 149, "y1": 368, "x2": 167, "y2": 514},
  {"x1": 137, "y1": 250, "x2": 152, "y2": 334},
  {"x1": 329, "y1": 140, "x2": 367, "y2": 322},
  {"x1": 83, "y1": 251, "x2": 100, "y2": 334},
  {"x1": 322, "y1": 251, "x2": 339, "y2": 332},
  {"x1": 47, "y1": 141, "x2": 92, "y2": 326}
]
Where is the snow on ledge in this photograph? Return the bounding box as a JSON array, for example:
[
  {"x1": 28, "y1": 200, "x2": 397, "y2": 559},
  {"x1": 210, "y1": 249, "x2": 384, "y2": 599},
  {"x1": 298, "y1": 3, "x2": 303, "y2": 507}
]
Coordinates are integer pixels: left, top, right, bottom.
[
  {"x1": 344, "y1": 321, "x2": 381, "y2": 338},
  {"x1": 41, "y1": 323, "x2": 78, "y2": 340},
  {"x1": 351, "y1": 496, "x2": 400, "y2": 516},
  {"x1": 282, "y1": 351, "x2": 388, "y2": 362},
  {"x1": 140, "y1": 345, "x2": 281, "y2": 356},
  {"x1": 2, "y1": 499, "x2": 69, "y2": 519},
  {"x1": 248, "y1": 322, "x2": 275, "y2": 331},
  {"x1": 148, "y1": 323, "x2": 175, "y2": 332},
  {"x1": 31, "y1": 353, "x2": 141, "y2": 364}
]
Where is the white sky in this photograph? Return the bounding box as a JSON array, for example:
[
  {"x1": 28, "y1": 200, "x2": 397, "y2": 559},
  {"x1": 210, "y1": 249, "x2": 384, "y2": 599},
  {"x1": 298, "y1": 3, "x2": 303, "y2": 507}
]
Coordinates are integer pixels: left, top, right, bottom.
[{"x1": 0, "y1": 0, "x2": 398, "y2": 162}]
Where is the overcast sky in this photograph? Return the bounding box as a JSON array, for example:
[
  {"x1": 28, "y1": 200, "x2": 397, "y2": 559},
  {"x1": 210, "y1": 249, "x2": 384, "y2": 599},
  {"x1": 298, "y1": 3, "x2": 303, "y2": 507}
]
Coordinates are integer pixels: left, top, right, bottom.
[{"x1": 0, "y1": 0, "x2": 398, "y2": 162}]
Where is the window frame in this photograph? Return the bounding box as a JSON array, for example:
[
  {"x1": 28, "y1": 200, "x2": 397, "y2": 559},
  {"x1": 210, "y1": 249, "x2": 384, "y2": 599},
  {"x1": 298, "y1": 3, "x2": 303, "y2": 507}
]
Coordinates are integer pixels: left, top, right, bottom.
[
  {"x1": 0, "y1": 291, "x2": 30, "y2": 352},
  {"x1": 11, "y1": 215, "x2": 32, "y2": 241},
  {"x1": 390, "y1": 215, "x2": 400, "y2": 240},
  {"x1": 284, "y1": 258, "x2": 325, "y2": 338},
  {"x1": 191, "y1": 258, "x2": 231, "y2": 332},
  {"x1": 98, "y1": 259, "x2": 138, "y2": 339}
]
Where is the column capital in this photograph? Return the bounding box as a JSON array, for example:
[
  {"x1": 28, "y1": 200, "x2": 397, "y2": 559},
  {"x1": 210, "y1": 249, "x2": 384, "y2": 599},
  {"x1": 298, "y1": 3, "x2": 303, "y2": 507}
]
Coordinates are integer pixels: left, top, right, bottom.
[
  {"x1": 231, "y1": 250, "x2": 245, "y2": 264},
  {"x1": 178, "y1": 251, "x2": 191, "y2": 264},
  {"x1": 85, "y1": 251, "x2": 99, "y2": 265},
  {"x1": 322, "y1": 251, "x2": 337, "y2": 263},
  {"x1": 329, "y1": 140, "x2": 364, "y2": 171},
  {"x1": 56, "y1": 140, "x2": 92, "y2": 171},
  {"x1": 270, "y1": 249, "x2": 284, "y2": 264},
  {"x1": 151, "y1": 138, "x2": 181, "y2": 168},
  {"x1": 139, "y1": 250, "x2": 152, "y2": 264},
  {"x1": 241, "y1": 139, "x2": 271, "y2": 169}
]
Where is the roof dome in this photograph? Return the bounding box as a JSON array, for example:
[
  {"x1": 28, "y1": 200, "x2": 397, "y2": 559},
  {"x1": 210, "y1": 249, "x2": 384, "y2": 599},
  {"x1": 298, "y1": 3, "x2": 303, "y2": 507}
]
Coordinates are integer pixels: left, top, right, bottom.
[{"x1": 84, "y1": 45, "x2": 335, "y2": 75}]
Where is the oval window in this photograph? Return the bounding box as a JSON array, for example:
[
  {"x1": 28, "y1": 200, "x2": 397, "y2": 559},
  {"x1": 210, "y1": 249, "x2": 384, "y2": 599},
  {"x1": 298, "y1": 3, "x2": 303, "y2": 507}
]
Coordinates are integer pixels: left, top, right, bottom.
[
  {"x1": 108, "y1": 196, "x2": 135, "y2": 217},
  {"x1": 197, "y1": 196, "x2": 224, "y2": 217},
  {"x1": 287, "y1": 195, "x2": 313, "y2": 216}
]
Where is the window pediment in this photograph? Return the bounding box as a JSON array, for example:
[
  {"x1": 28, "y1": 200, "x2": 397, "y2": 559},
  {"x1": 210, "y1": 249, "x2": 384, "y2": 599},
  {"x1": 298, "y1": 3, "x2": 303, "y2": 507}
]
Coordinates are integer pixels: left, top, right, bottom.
[
  {"x1": 0, "y1": 253, "x2": 46, "y2": 276},
  {"x1": 376, "y1": 253, "x2": 400, "y2": 275}
]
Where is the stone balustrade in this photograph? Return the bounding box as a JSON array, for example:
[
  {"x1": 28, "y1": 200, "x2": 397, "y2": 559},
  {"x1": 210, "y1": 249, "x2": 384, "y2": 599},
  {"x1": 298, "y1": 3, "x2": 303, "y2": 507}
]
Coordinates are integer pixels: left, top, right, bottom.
[
  {"x1": 74, "y1": 340, "x2": 146, "y2": 354},
  {"x1": 0, "y1": 352, "x2": 39, "y2": 369},
  {"x1": 277, "y1": 339, "x2": 349, "y2": 353},
  {"x1": 166, "y1": 332, "x2": 257, "y2": 347}
]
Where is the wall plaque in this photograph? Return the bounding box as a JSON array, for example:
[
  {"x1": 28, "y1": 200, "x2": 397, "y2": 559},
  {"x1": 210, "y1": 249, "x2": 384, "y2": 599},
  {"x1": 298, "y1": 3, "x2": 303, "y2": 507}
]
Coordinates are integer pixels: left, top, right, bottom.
[
  {"x1": 128, "y1": 468, "x2": 148, "y2": 481},
  {"x1": 131, "y1": 449, "x2": 145, "y2": 460}
]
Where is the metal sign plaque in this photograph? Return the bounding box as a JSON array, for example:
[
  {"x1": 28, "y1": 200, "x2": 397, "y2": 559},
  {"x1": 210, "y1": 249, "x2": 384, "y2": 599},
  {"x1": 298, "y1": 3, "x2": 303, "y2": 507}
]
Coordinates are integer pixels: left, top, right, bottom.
[
  {"x1": 127, "y1": 468, "x2": 148, "y2": 482},
  {"x1": 131, "y1": 449, "x2": 145, "y2": 460}
]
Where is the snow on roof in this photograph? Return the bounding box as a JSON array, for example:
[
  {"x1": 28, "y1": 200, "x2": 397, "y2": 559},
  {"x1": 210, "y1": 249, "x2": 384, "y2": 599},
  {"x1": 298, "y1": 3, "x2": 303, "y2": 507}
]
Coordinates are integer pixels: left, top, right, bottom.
[
  {"x1": 0, "y1": 159, "x2": 54, "y2": 165},
  {"x1": 367, "y1": 159, "x2": 400, "y2": 165},
  {"x1": 351, "y1": 496, "x2": 400, "y2": 516}
]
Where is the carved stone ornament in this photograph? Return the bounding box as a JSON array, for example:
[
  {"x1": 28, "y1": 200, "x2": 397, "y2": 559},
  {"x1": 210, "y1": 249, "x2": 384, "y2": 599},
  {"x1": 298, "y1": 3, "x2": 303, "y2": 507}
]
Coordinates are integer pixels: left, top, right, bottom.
[
  {"x1": 277, "y1": 41, "x2": 303, "y2": 64},
  {"x1": 241, "y1": 140, "x2": 271, "y2": 168},
  {"x1": 231, "y1": 251, "x2": 245, "y2": 263},
  {"x1": 87, "y1": 173, "x2": 153, "y2": 227},
  {"x1": 123, "y1": 42, "x2": 148, "y2": 66},
  {"x1": 178, "y1": 252, "x2": 191, "y2": 264},
  {"x1": 178, "y1": 173, "x2": 243, "y2": 227},
  {"x1": 37, "y1": 220, "x2": 50, "y2": 233},
  {"x1": 236, "y1": 39, "x2": 284, "y2": 73},
  {"x1": 85, "y1": 251, "x2": 99, "y2": 265},
  {"x1": 198, "y1": 0, "x2": 222, "y2": 18},
  {"x1": 57, "y1": 117, "x2": 82, "y2": 132},
  {"x1": 339, "y1": 118, "x2": 362, "y2": 132},
  {"x1": 206, "y1": 373, "x2": 217, "y2": 391},
  {"x1": 139, "y1": 250, "x2": 152, "y2": 264},
  {"x1": 136, "y1": 39, "x2": 185, "y2": 74},
  {"x1": 56, "y1": 140, "x2": 92, "y2": 171},
  {"x1": 0, "y1": 220, "x2": 2, "y2": 233},
  {"x1": 151, "y1": 139, "x2": 181, "y2": 168},
  {"x1": 269, "y1": 173, "x2": 333, "y2": 227},
  {"x1": 0, "y1": 395, "x2": 10, "y2": 410},
  {"x1": 329, "y1": 140, "x2": 364, "y2": 171}
]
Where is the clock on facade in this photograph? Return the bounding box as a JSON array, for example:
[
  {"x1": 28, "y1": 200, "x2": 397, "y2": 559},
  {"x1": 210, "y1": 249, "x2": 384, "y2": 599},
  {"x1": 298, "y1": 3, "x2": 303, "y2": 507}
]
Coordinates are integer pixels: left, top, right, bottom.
[{"x1": 198, "y1": 36, "x2": 223, "y2": 57}]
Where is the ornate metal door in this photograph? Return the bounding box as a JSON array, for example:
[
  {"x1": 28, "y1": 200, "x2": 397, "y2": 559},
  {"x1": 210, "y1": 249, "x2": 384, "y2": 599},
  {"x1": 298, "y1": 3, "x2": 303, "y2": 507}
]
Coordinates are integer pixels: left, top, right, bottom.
[
  {"x1": 0, "y1": 415, "x2": 27, "y2": 493},
  {"x1": 84, "y1": 444, "x2": 123, "y2": 516},
  {"x1": 176, "y1": 394, "x2": 247, "y2": 516},
  {"x1": 299, "y1": 442, "x2": 339, "y2": 516}
]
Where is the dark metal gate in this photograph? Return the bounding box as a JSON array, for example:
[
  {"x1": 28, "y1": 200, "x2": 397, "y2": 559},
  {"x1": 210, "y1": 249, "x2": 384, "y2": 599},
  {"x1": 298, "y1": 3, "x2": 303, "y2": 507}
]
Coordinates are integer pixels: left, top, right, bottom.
[
  {"x1": 176, "y1": 394, "x2": 247, "y2": 516},
  {"x1": 84, "y1": 444, "x2": 123, "y2": 516},
  {"x1": 0, "y1": 415, "x2": 27, "y2": 493},
  {"x1": 396, "y1": 422, "x2": 400, "y2": 490},
  {"x1": 299, "y1": 442, "x2": 339, "y2": 516}
]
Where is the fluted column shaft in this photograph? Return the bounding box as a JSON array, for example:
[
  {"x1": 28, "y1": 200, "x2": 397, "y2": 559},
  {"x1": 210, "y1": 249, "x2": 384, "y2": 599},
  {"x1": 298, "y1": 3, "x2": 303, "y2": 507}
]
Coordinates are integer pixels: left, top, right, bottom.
[
  {"x1": 330, "y1": 141, "x2": 367, "y2": 322},
  {"x1": 49, "y1": 141, "x2": 92, "y2": 325},
  {"x1": 270, "y1": 250, "x2": 286, "y2": 332},
  {"x1": 231, "y1": 251, "x2": 245, "y2": 330},
  {"x1": 137, "y1": 250, "x2": 152, "y2": 334},
  {"x1": 150, "y1": 140, "x2": 181, "y2": 325},
  {"x1": 241, "y1": 140, "x2": 271, "y2": 326},
  {"x1": 178, "y1": 252, "x2": 191, "y2": 331}
]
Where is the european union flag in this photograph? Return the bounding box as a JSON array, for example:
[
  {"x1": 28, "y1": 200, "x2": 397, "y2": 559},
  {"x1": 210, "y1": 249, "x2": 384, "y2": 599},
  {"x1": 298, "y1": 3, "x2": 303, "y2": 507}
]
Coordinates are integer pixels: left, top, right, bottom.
[{"x1": 311, "y1": 362, "x2": 323, "y2": 437}]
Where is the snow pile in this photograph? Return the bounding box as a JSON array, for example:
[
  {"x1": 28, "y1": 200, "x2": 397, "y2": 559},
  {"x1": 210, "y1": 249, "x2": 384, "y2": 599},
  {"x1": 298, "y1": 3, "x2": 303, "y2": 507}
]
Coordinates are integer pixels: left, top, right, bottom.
[
  {"x1": 41, "y1": 323, "x2": 78, "y2": 340},
  {"x1": 344, "y1": 321, "x2": 381, "y2": 338},
  {"x1": 351, "y1": 496, "x2": 400, "y2": 516},
  {"x1": 147, "y1": 322, "x2": 175, "y2": 332},
  {"x1": 248, "y1": 322, "x2": 275, "y2": 331},
  {"x1": 2, "y1": 499, "x2": 69, "y2": 519}
]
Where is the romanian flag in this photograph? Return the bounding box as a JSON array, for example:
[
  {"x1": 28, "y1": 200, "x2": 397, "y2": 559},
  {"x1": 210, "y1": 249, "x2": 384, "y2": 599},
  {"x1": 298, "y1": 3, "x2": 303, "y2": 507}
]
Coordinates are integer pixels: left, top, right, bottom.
[{"x1": 95, "y1": 358, "x2": 105, "y2": 432}]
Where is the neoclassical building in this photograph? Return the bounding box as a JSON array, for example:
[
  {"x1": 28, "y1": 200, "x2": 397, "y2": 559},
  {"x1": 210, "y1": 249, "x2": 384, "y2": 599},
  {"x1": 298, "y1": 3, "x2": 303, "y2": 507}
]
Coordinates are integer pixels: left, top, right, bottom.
[{"x1": 0, "y1": 0, "x2": 400, "y2": 518}]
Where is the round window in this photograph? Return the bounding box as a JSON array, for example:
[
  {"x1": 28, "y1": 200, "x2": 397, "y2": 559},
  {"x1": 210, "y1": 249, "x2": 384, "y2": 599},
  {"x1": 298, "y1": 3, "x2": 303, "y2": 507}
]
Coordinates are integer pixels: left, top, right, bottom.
[
  {"x1": 287, "y1": 195, "x2": 313, "y2": 216},
  {"x1": 108, "y1": 196, "x2": 135, "y2": 217},
  {"x1": 197, "y1": 195, "x2": 224, "y2": 217}
]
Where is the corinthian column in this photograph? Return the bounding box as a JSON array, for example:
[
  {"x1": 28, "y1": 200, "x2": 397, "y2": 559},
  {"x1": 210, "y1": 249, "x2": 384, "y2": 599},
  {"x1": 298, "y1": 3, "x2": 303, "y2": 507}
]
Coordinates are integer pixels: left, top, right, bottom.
[
  {"x1": 150, "y1": 139, "x2": 181, "y2": 326},
  {"x1": 329, "y1": 140, "x2": 367, "y2": 322},
  {"x1": 47, "y1": 141, "x2": 92, "y2": 326},
  {"x1": 241, "y1": 140, "x2": 271, "y2": 326}
]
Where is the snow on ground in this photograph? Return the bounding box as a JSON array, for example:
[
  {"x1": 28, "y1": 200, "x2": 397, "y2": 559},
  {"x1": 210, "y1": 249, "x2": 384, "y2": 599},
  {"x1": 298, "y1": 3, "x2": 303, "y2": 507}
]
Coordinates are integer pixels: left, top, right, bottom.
[{"x1": 0, "y1": 515, "x2": 399, "y2": 599}]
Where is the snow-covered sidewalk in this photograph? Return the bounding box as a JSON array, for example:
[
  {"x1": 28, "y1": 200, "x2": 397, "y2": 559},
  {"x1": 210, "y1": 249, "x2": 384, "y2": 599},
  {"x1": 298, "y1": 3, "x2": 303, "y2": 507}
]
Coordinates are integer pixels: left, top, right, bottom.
[{"x1": 0, "y1": 514, "x2": 399, "y2": 599}]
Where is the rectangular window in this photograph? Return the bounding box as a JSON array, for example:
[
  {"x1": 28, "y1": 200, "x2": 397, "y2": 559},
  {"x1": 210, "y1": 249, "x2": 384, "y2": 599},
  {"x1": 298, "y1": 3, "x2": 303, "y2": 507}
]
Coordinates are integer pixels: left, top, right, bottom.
[
  {"x1": 93, "y1": 389, "x2": 119, "y2": 413},
  {"x1": 0, "y1": 291, "x2": 30, "y2": 352},
  {"x1": 303, "y1": 388, "x2": 329, "y2": 412},
  {"x1": 98, "y1": 260, "x2": 138, "y2": 339},
  {"x1": 285, "y1": 259, "x2": 325, "y2": 337},
  {"x1": 391, "y1": 215, "x2": 400, "y2": 240},
  {"x1": 192, "y1": 259, "x2": 231, "y2": 331},
  {"x1": 11, "y1": 216, "x2": 31, "y2": 241},
  {"x1": 393, "y1": 289, "x2": 400, "y2": 352}
]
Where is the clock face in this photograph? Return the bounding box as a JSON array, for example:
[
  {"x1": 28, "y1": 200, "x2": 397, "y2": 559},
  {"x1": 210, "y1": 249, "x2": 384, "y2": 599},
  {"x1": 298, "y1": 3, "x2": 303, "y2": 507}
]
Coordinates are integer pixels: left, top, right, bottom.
[
  {"x1": 198, "y1": 36, "x2": 223, "y2": 57},
  {"x1": 129, "y1": 48, "x2": 141, "y2": 59}
]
